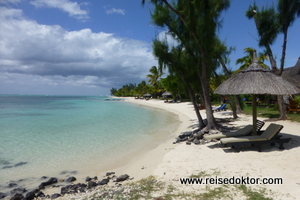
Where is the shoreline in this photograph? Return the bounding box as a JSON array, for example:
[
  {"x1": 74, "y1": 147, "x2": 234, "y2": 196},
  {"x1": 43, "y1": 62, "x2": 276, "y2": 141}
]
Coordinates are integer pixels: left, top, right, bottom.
[{"x1": 105, "y1": 97, "x2": 197, "y2": 181}]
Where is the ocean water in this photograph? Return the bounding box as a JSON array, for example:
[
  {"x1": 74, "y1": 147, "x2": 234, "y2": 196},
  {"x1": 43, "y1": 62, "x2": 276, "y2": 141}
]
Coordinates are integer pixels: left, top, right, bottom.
[{"x1": 0, "y1": 95, "x2": 178, "y2": 190}]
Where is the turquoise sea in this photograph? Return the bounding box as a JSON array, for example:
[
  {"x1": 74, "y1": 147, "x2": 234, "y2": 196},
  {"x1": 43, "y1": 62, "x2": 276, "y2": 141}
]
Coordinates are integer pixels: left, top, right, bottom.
[{"x1": 0, "y1": 95, "x2": 178, "y2": 191}]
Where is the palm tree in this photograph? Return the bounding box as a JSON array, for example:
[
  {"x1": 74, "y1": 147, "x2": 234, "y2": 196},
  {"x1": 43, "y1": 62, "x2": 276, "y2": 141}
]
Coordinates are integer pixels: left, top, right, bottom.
[
  {"x1": 235, "y1": 48, "x2": 269, "y2": 72},
  {"x1": 146, "y1": 66, "x2": 163, "y2": 97},
  {"x1": 277, "y1": 0, "x2": 300, "y2": 75}
]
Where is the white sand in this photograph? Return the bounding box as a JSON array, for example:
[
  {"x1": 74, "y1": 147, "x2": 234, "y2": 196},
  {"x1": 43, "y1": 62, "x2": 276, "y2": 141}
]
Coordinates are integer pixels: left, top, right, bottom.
[{"x1": 111, "y1": 97, "x2": 300, "y2": 200}]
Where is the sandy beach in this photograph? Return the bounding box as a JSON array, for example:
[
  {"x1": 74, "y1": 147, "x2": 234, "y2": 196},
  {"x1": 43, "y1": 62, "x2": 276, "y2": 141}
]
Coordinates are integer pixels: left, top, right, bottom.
[{"x1": 109, "y1": 97, "x2": 300, "y2": 200}]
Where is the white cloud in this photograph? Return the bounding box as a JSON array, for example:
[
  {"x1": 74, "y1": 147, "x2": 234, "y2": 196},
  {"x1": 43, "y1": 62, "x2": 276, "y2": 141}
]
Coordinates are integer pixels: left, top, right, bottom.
[
  {"x1": 30, "y1": 0, "x2": 89, "y2": 20},
  {"x1": 105, "y1": 8, "x2": 125, "y2": 15},
  {"x1": 0, "y1": 0, "x2": 21, "y2": 5},
  {"x1": 0, "y1": 7, "x2": 156, "y2": 95},
  {"x1": 157, "y1": 31, "x2": 180, "y2": 48}
]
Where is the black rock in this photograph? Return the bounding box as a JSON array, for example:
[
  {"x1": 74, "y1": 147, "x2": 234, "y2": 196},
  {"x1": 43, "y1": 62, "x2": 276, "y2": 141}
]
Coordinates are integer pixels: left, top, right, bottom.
[
  {"x1": 0, "y1": 193, "x2": 6, "y2": 199},
  {"x1": 10, "y1": 187, "x2": 27, "y2": 195},
  {"x1": 41, "y1": 176, "x2": 48, "y2": 179},
  {"x1": 180, "y1": 137, "x2": 188, "y2": 142},
  {"x1": 106, "y1": 172, "x2": 115, "y2": 176},
  {"x1": 178, "y1": 134, "x2": 186, "y2": 139},
  {"x1": 38, "y1": 177, "x2": 57, "y2": 189},
  {"x1": 87, "y1": 181, "x2": 97, "y2": 188},
  {"x1": 98, "y1": 178, "x2": 109, "y2": 185},
  {"x1": 61, "y1": 184, "x2": 80, "y2": 195},
  {"x1": 61, "y1": 185, "x2": 72, "y2": 195},
  {"x1": 14, "y1": 162, "x2": 27, "y2": 167},
  {"x1": 36, "y1": 191, "x2": 45, "y2": 198},
  {"x1": 2, "y1": 166, "x2": 12, "y2": 169},
  {"x1": 65, "y1": 176, "x2": 76, "y2": 183},
  {"x1": 79, "y1": 187, "x2": 86, "y2": 193},
  {"x1": 50, "y1": 193, "x2": 61, "y2": 199},
  {"x1": 8, "y1": 183, "x2": 18, "y2": 188},
  {"x1": 115, "y1": 174, "x2": 129, "y2": 182},
  {"x1": 186, "y1": 142, "x2": 191, "y2": 145},
  {"x1": 10, "y1": 193, "x2": 24, "y2": 200},
  {"x1": 85, "y1": 176, "x2": 92, "y2": 182},
  {"x1": 194, "y1": 139, "x2": 200, "y2": 145},
  {"x1": 183, "y1": 132, "x2": 193, "y2": 136},
  {"x1": 24, "y1": 191, "x2": 35, "y2": 200},
  {"x1": 29, "y1": 188, "x2": 39, "y2": 194}
]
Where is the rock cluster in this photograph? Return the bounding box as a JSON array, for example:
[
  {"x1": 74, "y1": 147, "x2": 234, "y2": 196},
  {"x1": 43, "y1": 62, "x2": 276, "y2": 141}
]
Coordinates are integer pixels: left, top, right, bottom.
[
  {"x1": 0, "y1": 172, "x2": 131, "y2": 200},
  {"x1": 174, "y1": 129, "x2": 211, "y2": 145}
]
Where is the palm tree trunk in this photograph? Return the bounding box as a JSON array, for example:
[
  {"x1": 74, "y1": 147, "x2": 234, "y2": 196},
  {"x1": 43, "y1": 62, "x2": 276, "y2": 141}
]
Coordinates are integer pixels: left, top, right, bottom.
[
  {"x1": 279, "y1": 28, "x2": 288, "y2": 75},
  {"x1": 278, "y1": 95, "x2": 288, "y2": 120},
  {"x1": 234, "y1": 95, "x2": 243, "y2": 114}
]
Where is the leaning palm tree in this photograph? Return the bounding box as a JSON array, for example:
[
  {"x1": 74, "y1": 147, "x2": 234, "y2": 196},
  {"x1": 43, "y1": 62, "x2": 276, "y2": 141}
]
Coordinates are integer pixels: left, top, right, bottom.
[
  {"x1": 235, "y1": 48, "x2": 269, "y2": 73},
  {"x1": 277, "y1": 0, "x2": 300, "y2": 75}
]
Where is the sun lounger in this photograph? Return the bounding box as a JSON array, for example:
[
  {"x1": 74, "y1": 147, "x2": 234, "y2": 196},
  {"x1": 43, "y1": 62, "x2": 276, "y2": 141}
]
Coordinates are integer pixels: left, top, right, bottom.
[
  {"x1": 213, "y1": 104, "x2": 227, "y2": 112},
  {"x1": 220, "y1": 123, "x2": 291, "y2": 152},
  {"x1": 204, "y1": 120, "x2": 265, "y2": 140}
]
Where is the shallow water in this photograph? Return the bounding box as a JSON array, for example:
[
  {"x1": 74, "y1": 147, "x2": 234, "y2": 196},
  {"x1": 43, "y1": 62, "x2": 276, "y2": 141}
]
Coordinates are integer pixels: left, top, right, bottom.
[{"x1": 0, "y1": 95, "x2": 178, "y2": 192}]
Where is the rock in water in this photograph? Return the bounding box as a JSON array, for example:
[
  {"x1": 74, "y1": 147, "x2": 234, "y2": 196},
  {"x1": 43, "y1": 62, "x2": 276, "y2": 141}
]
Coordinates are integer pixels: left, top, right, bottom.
[
  {"x1": 38, "y1": 177, "x2": 57, "y2": 189},
  {"x1": 14, "y1": 162, "x2": 27, "y2": 167},
  {"x1": 0, "y1": 193, "x2": 7, "y2": 199}
]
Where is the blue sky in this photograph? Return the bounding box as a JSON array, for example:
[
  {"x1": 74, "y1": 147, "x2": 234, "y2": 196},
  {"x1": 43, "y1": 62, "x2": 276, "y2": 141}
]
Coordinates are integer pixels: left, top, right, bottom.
[{"x1": 0, "y1": 0, "x2": 299, "y2": 95}]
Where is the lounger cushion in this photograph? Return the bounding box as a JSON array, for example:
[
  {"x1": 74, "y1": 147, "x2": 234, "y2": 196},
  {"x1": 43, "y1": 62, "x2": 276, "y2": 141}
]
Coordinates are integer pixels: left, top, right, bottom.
[
  {"x1": 204, "y1": 125, "x2": 253, "y2": 140},
  {"x1": 260, "y1": 123, "x2": 283, "y2": 140},
  {"x1": 221, "y1": 136, "x2": 266, "y2": 144}
]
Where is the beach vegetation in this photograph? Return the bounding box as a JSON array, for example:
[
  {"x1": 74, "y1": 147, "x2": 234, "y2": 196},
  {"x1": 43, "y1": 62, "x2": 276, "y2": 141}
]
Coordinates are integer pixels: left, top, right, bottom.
[
  {"x1": 246, "y1": 0, "x2": 300, "y2": 120},
  {"x1": 243, "y1": 105, "x2": 300, "y2": 123},
  {"x1": 146, "y1": 66, "x2": 165, "y2": 97},
  {"x1": 67, "y1": 175, "x2": 277, "y2": 200},
  {"x1": 146, "y1": 0, "x2": 233, "y2": 131},
  {"x1": 235, "y1": 185, "x2": 273, "y2": 200},
  {"x1": 235, "y1": 48, "x2": 269, "y2": 73}
]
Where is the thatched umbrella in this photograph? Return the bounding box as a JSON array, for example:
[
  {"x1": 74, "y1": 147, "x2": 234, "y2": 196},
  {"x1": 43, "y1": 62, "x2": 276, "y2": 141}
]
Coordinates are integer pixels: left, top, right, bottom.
[
  {"x1": 215, "y1": 50, "x2": 300, "y2": 135},
  {"x1": 143, "y1": 93, "x2": 151, "y2": 99},
  {"x1": 162, "y1": 91, "x2": 172, "y2": 97}
]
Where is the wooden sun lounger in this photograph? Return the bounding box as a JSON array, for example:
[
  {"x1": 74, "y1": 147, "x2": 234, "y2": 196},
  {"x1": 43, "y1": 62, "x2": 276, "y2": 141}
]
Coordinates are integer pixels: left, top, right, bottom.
[
  {"x1": 204, "y1": 120, "x2": 265, "y2": 140},
  {"x1": 220, "y1": 123, "x2": 291, "y2": 152}
]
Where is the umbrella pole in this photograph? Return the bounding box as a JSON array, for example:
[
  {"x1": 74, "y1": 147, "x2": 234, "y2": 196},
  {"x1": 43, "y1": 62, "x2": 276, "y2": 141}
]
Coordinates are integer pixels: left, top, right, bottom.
[{"x1": 252, "y1": 94, "x2": 257, "y2": 135}]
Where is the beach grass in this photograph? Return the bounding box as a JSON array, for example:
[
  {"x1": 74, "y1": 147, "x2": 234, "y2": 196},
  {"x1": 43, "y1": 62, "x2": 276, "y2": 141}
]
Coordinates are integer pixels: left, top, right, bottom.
[{"x1": 73, "y1": 175, "x2": 275, "y2": 200}]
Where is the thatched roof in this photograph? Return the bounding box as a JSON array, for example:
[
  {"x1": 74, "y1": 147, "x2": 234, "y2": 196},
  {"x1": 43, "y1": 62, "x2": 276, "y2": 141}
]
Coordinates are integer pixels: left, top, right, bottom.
[
  {"x1": 282, "y1": 57, "x2": 300, "y2": 89},
  {"x1": 215, "y1": 51, "x2": 300, "y2": 95},
  {"x1": 162, "y1": 91, "x2": 172, "y2": 96}
]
